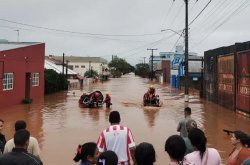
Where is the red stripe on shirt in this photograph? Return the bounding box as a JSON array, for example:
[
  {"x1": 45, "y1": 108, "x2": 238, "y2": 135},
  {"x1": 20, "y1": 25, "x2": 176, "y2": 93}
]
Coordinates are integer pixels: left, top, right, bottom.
[
  {"x1": 126, "y1": 128, "x2": 130, "y2": 162},
  {"x1": 99, "y1": 132, "x2": 106, "y2": 150}
]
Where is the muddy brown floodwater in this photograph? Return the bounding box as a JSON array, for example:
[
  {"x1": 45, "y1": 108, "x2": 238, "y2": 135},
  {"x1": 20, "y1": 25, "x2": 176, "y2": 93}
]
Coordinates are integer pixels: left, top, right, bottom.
[{"x1": 1, "y1": 73, "x2": 250, "y2": 165}]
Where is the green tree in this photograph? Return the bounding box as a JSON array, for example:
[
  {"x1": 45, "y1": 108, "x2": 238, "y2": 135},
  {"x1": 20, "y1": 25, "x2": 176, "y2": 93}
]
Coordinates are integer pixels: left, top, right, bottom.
[
  {"x1": 84, "y1": 69, "x2": 99, "y2": 78},
  {"x1": 44, "y1": 69, "x2": 66, "y2": 94},
  {"x1": 135, "y1": 63, "x2": 150, "y2": 78},
  {"x1": 108, "y1": 56, "x2": 134, "y2": 77}
]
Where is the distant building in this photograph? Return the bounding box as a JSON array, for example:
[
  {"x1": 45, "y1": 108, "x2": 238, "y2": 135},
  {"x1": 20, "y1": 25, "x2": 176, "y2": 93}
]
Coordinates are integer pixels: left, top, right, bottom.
[
  {"x1": 149, "y1": 52, "x2": 173, "y2": 71},
  {"x1": 0, "y1": 41, "x2": 45, "y2": 108},
  {"x1": 44, "y1": 59, "x2": 77, "y2": 77},
  {"x1": 48, "y1": 55, "x2": 109, "y2": 77},
  {"x1": 149, "y1": 45, "x2": 203, "y2": 87}
]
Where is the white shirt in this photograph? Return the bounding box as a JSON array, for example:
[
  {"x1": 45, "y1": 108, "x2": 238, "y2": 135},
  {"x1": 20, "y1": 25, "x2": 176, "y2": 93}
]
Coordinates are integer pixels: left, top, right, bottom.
[
  {"x1": 185, "y1": 148, "x2": 222, "y2": 165},
  {"x1": 97, "y1": 125, "x2": 135, "y2": 164},
  {"x1": 4, "y1": 136, "x2": 40, "y2": 157}
]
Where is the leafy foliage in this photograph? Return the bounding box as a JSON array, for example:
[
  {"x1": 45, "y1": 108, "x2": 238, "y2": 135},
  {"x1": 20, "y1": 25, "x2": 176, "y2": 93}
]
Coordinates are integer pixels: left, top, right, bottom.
[
  {"x1": 84, "y1": 69, "x2": 99, "y2": 78},
  {"x1": 135, "y1": 63, "x2": 150, "y2": 78},
  {"x1": 108, "y1": 56, "x2": 134, "y2": 77},
  {"x1": 44, "y1": 69, "x2": 67, "y2": 94}
]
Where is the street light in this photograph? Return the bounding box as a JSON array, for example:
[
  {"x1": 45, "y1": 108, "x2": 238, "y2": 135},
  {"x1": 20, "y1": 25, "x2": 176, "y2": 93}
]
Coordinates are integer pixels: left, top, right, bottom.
[
  {"x1": 161, "y1": 26, "x2": 189, "y2": 102},
  {"x1": 161, "y1": 29, "x2": 183, "y2": 36}
]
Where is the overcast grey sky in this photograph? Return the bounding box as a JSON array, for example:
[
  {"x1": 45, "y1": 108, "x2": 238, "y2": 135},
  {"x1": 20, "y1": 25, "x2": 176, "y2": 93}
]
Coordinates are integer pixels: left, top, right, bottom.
[{"x1": 0, "y1": 0, "x2": 249, "y2": 65}]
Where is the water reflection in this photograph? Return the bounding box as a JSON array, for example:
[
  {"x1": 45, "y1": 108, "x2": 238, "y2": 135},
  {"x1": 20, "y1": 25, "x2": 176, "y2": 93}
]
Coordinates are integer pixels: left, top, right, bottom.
[
  {"x1": 0, "y1": 74, "x2": 250, "y2": 165},
  {"x1": 0, "y1": 98, "x2": 44, "y2": 152},
  {"x1": 143, "y1": 108, "x2": 159, "y2": 127}
]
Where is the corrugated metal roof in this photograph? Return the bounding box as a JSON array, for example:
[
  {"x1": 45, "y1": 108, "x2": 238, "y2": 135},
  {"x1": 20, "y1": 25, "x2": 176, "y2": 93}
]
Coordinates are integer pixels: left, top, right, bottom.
[
  {"x1": 44, "y1": 60, "x2": 77, "y2": 75},
  {"x1": 51, "y1": 55, "x2": 108, "y2": 63},
  {"x1": 0, "y1": 42, "x2": 42, "y2": 51}
]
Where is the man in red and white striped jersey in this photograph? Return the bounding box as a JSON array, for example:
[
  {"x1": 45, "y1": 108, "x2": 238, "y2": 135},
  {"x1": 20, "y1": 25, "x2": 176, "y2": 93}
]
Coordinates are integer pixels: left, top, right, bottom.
[{"x1": 97, "y1": 111, "x2": 136, "y2": 165}]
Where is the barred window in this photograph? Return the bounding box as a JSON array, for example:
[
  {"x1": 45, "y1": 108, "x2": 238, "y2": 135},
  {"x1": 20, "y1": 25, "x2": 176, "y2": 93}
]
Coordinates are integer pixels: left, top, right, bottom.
[
  {"x1": 3, "y1": 73, "x2": 14, "y2": 90},
  {"x1": 32, "y1": 73, "x2": 39, "y2": 86}
]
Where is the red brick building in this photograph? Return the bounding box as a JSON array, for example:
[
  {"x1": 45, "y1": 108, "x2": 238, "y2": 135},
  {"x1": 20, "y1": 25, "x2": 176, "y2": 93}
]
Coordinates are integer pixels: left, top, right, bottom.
[{"x1": 0, "y1": 42, "x2": 45, "y2": 108}]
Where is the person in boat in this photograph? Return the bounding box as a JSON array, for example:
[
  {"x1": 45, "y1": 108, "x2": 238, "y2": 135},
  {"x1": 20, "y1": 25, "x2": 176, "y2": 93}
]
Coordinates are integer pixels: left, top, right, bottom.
[
  {"x1": 90, "y1": 92, "x2": 101, "y2": 107},
  {"x1": 148, "y1": 85, "x2": 157, "y2": 104},
  {"x1": 104, "y1": 92, "x2": 112, "y2": 108},
  {"x1": 143, "y1": 90, "x2": 150, "y2": 105},
  {"x1": 149, "y1": 85, "x2": 156, "y2": 98}
]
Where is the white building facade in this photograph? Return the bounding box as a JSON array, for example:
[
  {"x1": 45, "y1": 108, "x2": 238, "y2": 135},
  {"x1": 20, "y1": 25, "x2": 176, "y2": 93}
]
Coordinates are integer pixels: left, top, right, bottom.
[{"x1": 51, "y1": 56, "x2": 109, "y2": 77}]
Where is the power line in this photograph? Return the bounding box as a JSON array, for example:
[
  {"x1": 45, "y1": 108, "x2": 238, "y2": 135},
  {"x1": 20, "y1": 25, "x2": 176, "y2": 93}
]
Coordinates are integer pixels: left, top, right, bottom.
[
  {"x1": 147, "y1": 48, "x2": 157, "y2": 81},
  {"x1": 122, "y1": 37, "x2": 168, "y2": 59},
  {"x1": 190, "y1": 0, "x2": 229, "y2": 32},
  {"x1": 168, "y1": 1, "x2": 185, "y2": 29},
  {"x1": 121, "y1": 32, "x2": 179, "y2": 59},
  {"x1": 190, "y1": 0, "x2": 242, "y2": 39},
  {"x1": 0, "y1": 23, "x2": 154, "y2": 43},
  {"x1": 191, "y1": 0, "x2": 249, "y2": 49},
  {"x1": 174, "y1": 0, "x2": 198, "y2": 30},
  {"x1": 189, "y1": 0, "x2": 212, "y2": 26},
  {"x1": 0, "y1": 18, "x2": 162, "y2": 37},
  {"x1": 120, "y1": 32, "x2": 178, "y2": 55},
  {"x1": 160, "y1": 1, "x2": 175, "y2": 30}
]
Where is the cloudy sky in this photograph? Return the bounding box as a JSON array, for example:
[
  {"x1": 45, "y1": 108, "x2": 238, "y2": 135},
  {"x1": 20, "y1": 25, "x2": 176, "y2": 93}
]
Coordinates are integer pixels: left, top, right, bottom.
[{"x1": 0, "y1": 0, "x2": 249, "y2": 65}]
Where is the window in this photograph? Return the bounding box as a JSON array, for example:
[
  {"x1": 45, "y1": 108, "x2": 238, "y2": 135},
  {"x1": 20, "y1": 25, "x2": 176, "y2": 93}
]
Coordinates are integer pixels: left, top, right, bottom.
[
  {"x1": 75, "y1": 65, "x2": 79, "y2": 68},
  {"x1": 68, "y1": 65, "x2": 73, "y2": 70},
  {"x1": 81, "y1": 65, "x2": 85, "y2": 68},
  {"x1": 3, "y1": 73, "x2": 13, "y2": 90},
  {"x1": 32, "y1": 73, "x2": 39, "y2": 86}
]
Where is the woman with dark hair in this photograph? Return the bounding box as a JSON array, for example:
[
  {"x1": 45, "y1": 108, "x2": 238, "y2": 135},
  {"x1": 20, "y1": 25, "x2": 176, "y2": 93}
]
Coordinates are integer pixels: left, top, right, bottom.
[
  {"x1": 135, "y1": 142, "x2": 156, "y2": 165},
  {"x1": 73, "y1": 142, "x2": 99, "y2": 165},
  {"x1": 165, "y1": 135, "x2": 192, "y2": 165},
  {"x1": 227, "y1": 130, "x2": 250, "y2": 165},
  {"x1": 185, "y1": 128, "x2": 222, "y2": 165}
]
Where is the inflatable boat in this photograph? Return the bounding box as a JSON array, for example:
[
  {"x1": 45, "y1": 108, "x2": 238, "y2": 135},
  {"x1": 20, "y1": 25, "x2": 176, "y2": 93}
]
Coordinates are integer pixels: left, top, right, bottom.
[{"x1": 79, "y1": 91, "x2": 104, "y2": 108}]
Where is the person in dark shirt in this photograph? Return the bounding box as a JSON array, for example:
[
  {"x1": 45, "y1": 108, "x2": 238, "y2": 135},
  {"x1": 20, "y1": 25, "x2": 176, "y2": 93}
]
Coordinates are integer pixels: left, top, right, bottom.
[{"x1": 0, "y1": 129, "x2": 43, "y2": 165}]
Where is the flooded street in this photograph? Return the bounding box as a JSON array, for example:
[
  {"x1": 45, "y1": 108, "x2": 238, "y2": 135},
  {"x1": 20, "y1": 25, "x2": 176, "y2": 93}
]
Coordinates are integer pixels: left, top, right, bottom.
[{"x1": 1, "y1": 73, "x2": 250, "y2": 164}]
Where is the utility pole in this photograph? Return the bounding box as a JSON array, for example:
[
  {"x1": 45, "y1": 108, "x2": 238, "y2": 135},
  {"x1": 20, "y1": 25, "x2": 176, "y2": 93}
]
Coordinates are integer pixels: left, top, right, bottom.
[
  {"x1": 62, "y1": 53, "x2": 65, "y2": 76},
  {"x1": 173, "y1": 0, "x2": 191, "y2": 101},
  {"x1": 147, "y1": 48, "x2": 157, "y2": 81},
  {"x1": 184, "y1": 0, "x2": 189, "y2": 102},
  {"x1": 66, "y1": 60, "x2": 69, "y2": 90},
  {"x1": 142, "y1": 57, "x2": 146, "y2": 65},
  {"x1": 15, "y1": 30, "x2": 19, "y2": 42},
  {"x1": 141, "y1": 57, "x2": 146, "y2": 65}
]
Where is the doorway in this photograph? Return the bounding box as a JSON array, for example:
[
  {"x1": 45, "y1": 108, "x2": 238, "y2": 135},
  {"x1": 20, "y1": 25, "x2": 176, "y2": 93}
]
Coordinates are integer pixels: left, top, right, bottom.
[{"x1": 25, "y1": 72, "x2": 31, "y2": 99}]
